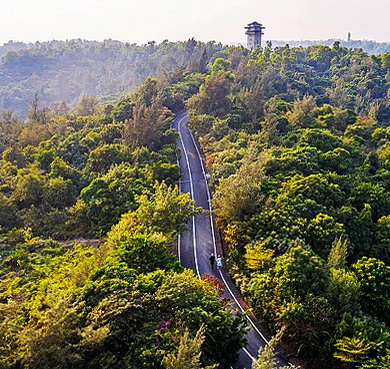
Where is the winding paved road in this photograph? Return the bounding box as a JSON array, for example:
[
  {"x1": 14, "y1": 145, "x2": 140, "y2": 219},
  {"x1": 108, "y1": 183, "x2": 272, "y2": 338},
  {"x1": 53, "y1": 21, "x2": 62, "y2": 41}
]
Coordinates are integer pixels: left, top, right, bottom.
[{"x1": 173, "y1": 112, "x2": 291, "y2": 369}]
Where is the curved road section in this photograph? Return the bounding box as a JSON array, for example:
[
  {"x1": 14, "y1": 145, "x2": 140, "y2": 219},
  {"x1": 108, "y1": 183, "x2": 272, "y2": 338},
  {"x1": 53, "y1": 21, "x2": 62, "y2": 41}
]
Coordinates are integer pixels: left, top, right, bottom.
[{"x1": 173, "y1": 112, "x2": 291, "y2": 369}]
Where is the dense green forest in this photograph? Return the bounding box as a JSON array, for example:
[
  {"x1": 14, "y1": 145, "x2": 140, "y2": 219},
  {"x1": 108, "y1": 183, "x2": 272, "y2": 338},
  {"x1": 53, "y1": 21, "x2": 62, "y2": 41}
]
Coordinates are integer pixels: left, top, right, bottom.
[
  {"x1": 0, "y1": 39, "x2": 222, "y2": 118},
  {"x1": 2, "y1": 38, "x2": 390, "y2": 119},
  {"x1": 271, "y1": 39, "x2": 390, "y2": 55},
  {"x1": 3, "y1": 39, "x2": 390, "y2": 369},
  {"x1": 0, "y1": 73, "x2": 247, "y2": 368},
  {"x1": 187, "y1": 43, "x2": 390, "y2": 368}
]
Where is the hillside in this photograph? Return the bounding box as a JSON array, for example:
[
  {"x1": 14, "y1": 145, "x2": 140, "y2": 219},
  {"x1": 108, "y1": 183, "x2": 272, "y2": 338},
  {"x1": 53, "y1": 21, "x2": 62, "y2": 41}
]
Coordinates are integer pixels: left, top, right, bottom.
[
  {"x1": 0, "y1": 39, "x2": 223, "y2": 118},
  {"x1": 2, "y1": 38, "x2": 390, "y2": 119},
  {"x1": 0, "y1": 72, "x2": 247, "y2": 369},
  {"x1": 270, "y1": 38, "x2": 390, "y2": 54},
  {"x1": 2, "y1": 41, "x2": 390, "y2": 368},
  {"x1": 187, "y1": 43, "x2": 390, "y2": 368}
]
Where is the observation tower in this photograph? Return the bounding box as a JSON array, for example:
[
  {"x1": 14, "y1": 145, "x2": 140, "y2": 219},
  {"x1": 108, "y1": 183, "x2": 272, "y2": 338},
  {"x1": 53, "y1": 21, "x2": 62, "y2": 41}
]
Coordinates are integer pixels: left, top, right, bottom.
[{"x1": 245, "y1": 21, "x2": 265, "y2": 50}]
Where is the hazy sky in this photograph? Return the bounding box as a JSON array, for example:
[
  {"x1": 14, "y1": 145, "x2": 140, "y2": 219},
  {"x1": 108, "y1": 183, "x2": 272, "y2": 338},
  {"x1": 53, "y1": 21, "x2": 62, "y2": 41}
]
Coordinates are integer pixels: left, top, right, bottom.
[{"x1": 1, "y1": 0, "x2": 389, "y2": 45}]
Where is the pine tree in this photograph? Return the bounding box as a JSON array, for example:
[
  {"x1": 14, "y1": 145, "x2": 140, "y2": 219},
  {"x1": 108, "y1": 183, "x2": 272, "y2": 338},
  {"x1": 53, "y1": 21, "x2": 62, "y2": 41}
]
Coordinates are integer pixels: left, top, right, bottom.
[
  {"x1": 327, "y1": 237, "x2": 348, "y2": 269},
  {"x1": 162, "y1": 326, "x2": 217, "y2": 369},
  {"x1": 252, "y1": 334, "x2": 299, "y2": 369}
]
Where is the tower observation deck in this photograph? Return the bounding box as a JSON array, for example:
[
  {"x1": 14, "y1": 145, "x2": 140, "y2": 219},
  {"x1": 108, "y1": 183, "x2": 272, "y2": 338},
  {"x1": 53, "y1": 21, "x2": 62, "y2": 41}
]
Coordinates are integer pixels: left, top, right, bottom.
[{"x1": 245, "y1": 21, "x2": 265, "y2": 50}]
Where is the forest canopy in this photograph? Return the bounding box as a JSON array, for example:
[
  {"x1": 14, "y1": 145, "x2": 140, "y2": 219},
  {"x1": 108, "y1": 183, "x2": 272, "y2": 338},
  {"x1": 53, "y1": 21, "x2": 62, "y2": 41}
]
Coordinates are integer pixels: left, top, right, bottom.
[
  {"x1": 2, "y1": 38, "x2": 390, "y2": 118},
  {"x1": 0, "y1": 39, "x2": 222, "y2": 118},
  {"x1": 3, "y1": 39, "x2": 390, "y2": 368},
  {"x1": 187, "y1": 42, "x2": 390, "y2": 368},
  {"x1": 0, "y1": 67, "x2": 247, "y2": 369}
]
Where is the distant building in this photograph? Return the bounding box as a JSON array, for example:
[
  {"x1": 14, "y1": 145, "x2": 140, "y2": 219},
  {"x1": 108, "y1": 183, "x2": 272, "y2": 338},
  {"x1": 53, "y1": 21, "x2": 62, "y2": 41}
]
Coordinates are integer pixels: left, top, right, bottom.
[
  {"x1": 347, "y1": 32, "x2": 351, "y2": 42},
  {"x1": 245, "y1": 21, "x2": 265, "y2": 50}
]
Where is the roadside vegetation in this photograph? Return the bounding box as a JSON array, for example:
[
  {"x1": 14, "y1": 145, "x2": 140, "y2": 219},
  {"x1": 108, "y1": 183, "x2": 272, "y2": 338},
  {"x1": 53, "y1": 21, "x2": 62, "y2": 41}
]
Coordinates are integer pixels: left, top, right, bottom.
[
  {"x1": 0, "y1": 70, "x2": 247, "y2": 368},
  {"x1": 3, "y1": 39, "x2": 390, "y2": 368},
  {"x1": 188, "y1": 42, "x2": 390, "y2": 368}
]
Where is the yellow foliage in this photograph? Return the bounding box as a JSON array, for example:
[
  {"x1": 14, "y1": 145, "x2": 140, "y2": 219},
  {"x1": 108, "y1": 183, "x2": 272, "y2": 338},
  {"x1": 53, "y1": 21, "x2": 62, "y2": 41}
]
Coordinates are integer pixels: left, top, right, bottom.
[
  {"x1": 162, "y1": 326, "x2": 217, "y2": 369},
  {"x1": 334, "y1": 335, "x2": 371, "y2": 363},
  {"x1": 245, "y1": 242, "x2": 275, "y2": 271}
]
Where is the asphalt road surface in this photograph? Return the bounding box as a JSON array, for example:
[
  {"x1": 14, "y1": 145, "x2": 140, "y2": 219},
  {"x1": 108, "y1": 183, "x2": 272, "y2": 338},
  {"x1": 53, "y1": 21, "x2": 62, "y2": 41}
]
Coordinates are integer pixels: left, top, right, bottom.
[{"x1": 173, "y1": 112, "x2": 291, "y2": 369}]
